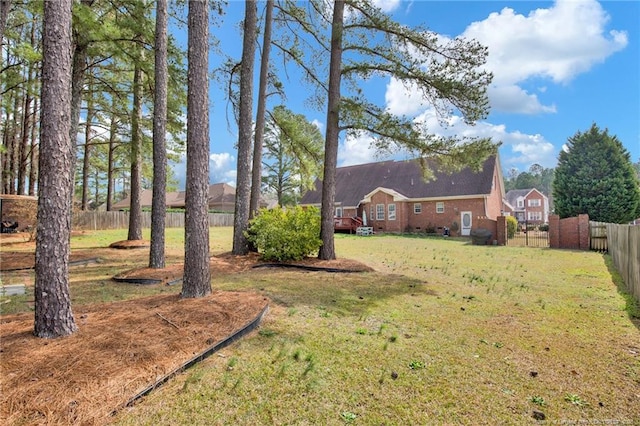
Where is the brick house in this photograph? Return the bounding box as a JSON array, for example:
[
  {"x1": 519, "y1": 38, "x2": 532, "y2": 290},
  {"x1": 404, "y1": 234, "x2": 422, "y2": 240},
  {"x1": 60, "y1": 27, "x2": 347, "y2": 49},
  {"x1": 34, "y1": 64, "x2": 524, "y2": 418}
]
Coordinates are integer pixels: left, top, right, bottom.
[
  {"x1": 299, "y1": 155, "x2": 505, "y2": 236},
  {"x1": 112, "y1": 183, "x2": 257, "y2": 212},
  {"x1": 503, "y1": 188, "x2": 549, "y2": 225}
]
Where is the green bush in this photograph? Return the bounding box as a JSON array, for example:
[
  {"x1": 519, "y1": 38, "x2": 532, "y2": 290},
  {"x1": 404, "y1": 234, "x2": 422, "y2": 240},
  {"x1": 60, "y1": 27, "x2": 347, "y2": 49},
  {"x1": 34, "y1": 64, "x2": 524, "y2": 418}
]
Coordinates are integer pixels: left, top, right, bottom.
[
  {"x1": 245, "y1": 206, "x2": 322, "y2": 261},
  {"x1": 538, "y1": 223, "x2": 549, "y2": 232},
  {"x1": 506, "y1": 216, "x2": 518, "y2": 238}
]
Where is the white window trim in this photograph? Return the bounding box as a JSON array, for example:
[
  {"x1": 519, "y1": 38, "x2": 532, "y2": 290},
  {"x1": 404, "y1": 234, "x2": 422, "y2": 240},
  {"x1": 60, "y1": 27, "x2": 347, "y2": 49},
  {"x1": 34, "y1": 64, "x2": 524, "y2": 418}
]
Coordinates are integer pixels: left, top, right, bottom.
[
  {"x1": 528, "y1": 211, "x2": 542, "y2": 221},
  {"x1": 528, "y1": 199, "x2": 541, "y2": 207},
  {"x1": 376, "y1": 204, "x2": 385, "y2": 220},
  {"x1": 436, "y1": 202, "x2": 444, "y2": 214},
  {"x1": 388, "y1": 204, "x2": 396, "y2": 220},
  {"x1": 414, "y1": 203, "x2": 422, "y2": 214},
  {"x1": 335, "y1": 207, "x2": 342, "y2": 217}
]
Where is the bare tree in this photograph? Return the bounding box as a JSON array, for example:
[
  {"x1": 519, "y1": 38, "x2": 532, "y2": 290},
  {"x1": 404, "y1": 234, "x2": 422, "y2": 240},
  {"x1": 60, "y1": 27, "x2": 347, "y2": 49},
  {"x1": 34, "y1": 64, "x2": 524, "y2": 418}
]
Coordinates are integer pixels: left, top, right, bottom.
[
  {"x1": 182, "y1": 0, "x2": 211, "y2": 298},
  {"x1": 149, "y1": 0, "x2": 168, "y2": 268},
  {"x1": 34, "y1": 0, "x2": 78, "y2": 338}
]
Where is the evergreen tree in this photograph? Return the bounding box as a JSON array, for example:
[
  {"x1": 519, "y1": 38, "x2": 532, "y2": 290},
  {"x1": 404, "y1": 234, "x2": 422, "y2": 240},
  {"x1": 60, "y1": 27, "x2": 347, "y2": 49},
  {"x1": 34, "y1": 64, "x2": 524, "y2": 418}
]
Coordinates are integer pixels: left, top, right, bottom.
[
  {"x1": 553, "y1": 124, "x2": 640, "y2": 223},
  {"x1": 34, "y1": 0, "x2": 77, "y2": 338},
  {"x1": 232, "y1": 0, "x2": 258, "y2": 256},
  {"x1": 182, "y1": 0, "x2": 211, "y2": 298},
  {"x1": 262, "y1": 105, "x2": 324, "y2": 206}
]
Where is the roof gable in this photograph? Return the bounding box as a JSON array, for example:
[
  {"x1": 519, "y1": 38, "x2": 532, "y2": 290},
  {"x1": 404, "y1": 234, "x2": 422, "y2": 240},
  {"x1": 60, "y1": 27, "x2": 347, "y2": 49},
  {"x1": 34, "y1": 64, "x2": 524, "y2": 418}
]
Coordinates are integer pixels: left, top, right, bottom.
[
  {"x1": 504, "y1": 188, "x2": 548, "y2": 208},
  {"x1": 300, "y1": 155, "x2": 498, "y2": 207}
]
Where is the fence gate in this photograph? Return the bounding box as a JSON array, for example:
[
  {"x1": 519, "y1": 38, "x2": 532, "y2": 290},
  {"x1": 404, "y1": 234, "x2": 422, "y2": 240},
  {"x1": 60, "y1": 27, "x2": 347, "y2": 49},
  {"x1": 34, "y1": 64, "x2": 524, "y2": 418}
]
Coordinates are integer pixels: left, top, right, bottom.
[
  {"x1": 589, "y1": 221, "x2": 608, "y2": 252},
  {"x1": 507, "y1": 219, "x2": 549, "y2": 247}
]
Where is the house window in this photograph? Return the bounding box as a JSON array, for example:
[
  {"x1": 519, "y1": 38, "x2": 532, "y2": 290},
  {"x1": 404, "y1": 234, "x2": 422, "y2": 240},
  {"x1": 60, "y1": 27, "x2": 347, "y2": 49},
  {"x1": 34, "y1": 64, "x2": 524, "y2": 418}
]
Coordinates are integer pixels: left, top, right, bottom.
[
  {"x1": 335, "y1": 207, "x2": 342, "y2": 217},
  {"x1": 414, "y1": 203, "x2": 422, "y2": 214},
  {"x1": 370, "y1": 206, "x2": 374, "y2": 222},
  {"x1": 528, "y1": 211, "x2": 542, "y2": 221},
  {"x1": 517, "y1": 199, "x2": 524, "y2": 208},
  {"x1": 376, "y1": 204, "x2": 385, "y2": 220},
  {"x1": 388, "y1": 204, "x2": 396, "y2": 220},
  {"x1": 528, "y1": 199, "x2": 541, "y2": 207},
  {"x1": 436, "y1": 202, "x2": 444, "y2": 214}
]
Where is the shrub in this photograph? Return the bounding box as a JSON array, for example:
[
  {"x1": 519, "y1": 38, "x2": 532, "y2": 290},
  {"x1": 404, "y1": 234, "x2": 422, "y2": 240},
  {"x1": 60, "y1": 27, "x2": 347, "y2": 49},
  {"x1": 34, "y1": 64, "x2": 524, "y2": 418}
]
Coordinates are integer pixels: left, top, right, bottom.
[
  {"x1": 245, "y1": 206, "x2": 322, "y2": 261},
  {"x1": 506, "y1": 216, "x2": 518, "y2": 238},
  {"x1": 538, "y1": 223, "x2": 549, "y2": 232}
]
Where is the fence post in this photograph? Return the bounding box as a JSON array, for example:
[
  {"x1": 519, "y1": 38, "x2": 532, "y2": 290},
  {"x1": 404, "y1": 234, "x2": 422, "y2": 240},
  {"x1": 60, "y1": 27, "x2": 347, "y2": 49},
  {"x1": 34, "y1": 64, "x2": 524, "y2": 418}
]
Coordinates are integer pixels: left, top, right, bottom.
[
  {"x1": 548, "y1": 215, "x2": 560, "y2": 248},
  {"x1": 496, "y1": 216, "x2": 507, "y2": 246},
  {"x1": 578, "y1": 214, "x2": 590, "y2": 250}
]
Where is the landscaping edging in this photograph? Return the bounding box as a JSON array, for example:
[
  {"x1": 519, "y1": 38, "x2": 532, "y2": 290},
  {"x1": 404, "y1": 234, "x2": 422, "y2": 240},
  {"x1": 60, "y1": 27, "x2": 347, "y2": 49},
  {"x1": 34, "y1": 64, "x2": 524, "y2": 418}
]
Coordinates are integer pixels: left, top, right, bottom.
[{"x1": 113, "y1": 303, "x2": 270, "y2": 415}]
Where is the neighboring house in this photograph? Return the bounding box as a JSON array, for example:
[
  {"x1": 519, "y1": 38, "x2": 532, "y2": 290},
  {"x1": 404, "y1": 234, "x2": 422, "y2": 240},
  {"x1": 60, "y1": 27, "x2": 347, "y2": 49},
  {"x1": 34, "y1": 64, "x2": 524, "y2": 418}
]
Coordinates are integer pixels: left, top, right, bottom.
[
  {"x1": 112, "y1": 183, "x2": 257, "y2": 212},
  {"x1": 299, "y1": 155, "x2": 506, "y2": 236},
  {"x1": 503, "y1": 188, "x2": 549, "y2": 224}
]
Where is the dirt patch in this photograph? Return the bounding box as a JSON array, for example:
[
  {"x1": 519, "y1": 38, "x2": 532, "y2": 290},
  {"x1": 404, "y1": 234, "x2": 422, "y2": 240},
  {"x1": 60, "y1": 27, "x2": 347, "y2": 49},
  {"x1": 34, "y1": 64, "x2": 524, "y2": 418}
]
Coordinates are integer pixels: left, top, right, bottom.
[{"x1": 0, "y1": 243, "x2": 372, "y2": 425}]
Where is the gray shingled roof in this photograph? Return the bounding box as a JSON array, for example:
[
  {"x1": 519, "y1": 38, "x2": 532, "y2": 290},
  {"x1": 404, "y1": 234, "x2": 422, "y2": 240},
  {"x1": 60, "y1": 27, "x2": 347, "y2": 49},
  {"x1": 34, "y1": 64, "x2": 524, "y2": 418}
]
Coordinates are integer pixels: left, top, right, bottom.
[
  {"x1": 300, "y1": 156, "x2": 498, "y2": 207},
  {"x1": 504, "y1": 189, "x2": 532, "y2": 210}
]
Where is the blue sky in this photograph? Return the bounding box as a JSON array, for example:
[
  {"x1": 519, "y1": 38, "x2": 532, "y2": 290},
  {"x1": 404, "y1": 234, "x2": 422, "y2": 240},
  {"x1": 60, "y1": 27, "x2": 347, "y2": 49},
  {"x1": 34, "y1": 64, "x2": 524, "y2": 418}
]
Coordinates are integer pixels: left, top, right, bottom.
[{"x1": 171, "y1": 0, "x2": 639, "y2": 189}]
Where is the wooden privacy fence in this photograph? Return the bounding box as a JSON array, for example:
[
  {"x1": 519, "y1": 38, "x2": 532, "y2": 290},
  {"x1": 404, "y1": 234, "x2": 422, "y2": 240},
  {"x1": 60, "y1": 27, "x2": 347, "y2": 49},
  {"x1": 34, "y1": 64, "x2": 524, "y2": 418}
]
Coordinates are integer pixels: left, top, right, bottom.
[
  {"x1": 72, "y1": 211, "x2": 234, "y2": 230},
  {"x1": 606, "y1": 223, "x2": 640, "y2": 302},
  {"x1": 589, "y1": 221, "x2": 608, "y2": 252}
]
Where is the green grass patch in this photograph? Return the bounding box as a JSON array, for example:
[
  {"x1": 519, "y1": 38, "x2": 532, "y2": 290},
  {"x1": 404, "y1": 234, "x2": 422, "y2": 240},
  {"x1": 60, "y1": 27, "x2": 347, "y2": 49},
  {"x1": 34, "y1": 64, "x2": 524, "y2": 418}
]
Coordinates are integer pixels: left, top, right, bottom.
[{"x1": 3, "y1": 229, "x2": 639, "y2": 424}]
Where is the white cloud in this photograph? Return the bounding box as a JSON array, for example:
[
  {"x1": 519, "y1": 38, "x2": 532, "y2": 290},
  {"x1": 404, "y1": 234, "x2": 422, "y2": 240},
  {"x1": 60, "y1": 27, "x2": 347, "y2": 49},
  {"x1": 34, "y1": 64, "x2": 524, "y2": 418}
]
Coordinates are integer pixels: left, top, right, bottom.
[
  {"x1": 209, "y1": 152, "x2": 236, "y2": 184},
  {"x1": 412, "y1": 108, "x2": 557, "y2": 170},
  {"x1": 338, "y1": 133, "x2": 391, "y2": 167},
  {"x1": 209, "y1": 152, "x2": 233, "y2": 171},
  {"x1": 311, "y1": 118, "x2": 324, "y2": 132},
  {"x1": 461, "y1": 0, "x2": 627, "y2": 113},
  {"x1": 371, "y1": 0, "x2": 401, "y2": 13},
  {"x1": 385, "y1": 78, "x2": 428, "y2": 116},
  {"x1": 488, "y1": 85, "x2": 556, "y2": 114}
]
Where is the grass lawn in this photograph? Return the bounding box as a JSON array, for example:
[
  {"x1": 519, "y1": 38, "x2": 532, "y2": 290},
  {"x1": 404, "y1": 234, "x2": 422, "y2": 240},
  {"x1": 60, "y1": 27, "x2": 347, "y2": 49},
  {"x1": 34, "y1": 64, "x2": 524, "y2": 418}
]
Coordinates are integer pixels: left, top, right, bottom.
[{"x1": 2, "y1": 228, "x2": 639, "y2": 424}]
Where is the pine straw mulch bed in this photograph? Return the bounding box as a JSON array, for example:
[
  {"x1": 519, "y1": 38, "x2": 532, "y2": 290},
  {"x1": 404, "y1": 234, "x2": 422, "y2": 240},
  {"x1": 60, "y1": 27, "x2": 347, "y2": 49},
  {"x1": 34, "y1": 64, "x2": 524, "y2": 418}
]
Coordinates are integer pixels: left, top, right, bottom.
[
  {"x1": 0, "y1": 244, "x2": 373, "y2": 425},
  {"x1": 0, "y1": 292, "x2": 269, "y2": 425}
]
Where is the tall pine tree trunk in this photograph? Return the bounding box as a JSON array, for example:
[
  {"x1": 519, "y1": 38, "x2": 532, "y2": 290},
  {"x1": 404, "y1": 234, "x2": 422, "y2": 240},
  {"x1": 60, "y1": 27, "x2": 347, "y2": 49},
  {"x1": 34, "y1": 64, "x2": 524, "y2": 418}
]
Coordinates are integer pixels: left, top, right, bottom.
[
  {"x1": 17, "y1": 84, "x2": 32, "y2": 195},
  {"x1": 182, "y1": 0, "x2": 211, "y2": 298},
  {"x1": 106, "y1": 103, "x2": 117, "y2": 211},
  {"x1": 127, "y1": 59, "x2": 143, "y2": 240},
  {"x1": 149, "y1": 0, "x2": 168, "y2": 268},
  {"x1": 249, "y1": 0, "x2": 274, "y2": 219},
  {"x1": 318, "y1": 0, "x2": 344, "y2": 260},
  {"x1": 28, "y1": 96, "x2": 38, "y2": 196},
  {"x1": 34, "y1": 0, "x2": 78, "y2": 338},
  {"x1": 232, "y1": 0, "x2": 257, "y2": 255},
  {"x1": 81, "y1": 78, "x2": 94, "y2": 210}
]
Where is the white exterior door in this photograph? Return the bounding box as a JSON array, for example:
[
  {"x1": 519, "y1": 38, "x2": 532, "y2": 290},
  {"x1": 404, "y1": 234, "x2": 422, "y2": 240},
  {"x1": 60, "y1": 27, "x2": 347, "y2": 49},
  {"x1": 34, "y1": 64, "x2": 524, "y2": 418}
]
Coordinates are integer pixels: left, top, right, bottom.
[{"x1": 461, "y1": 211, "x2": 472, "y2": 236}]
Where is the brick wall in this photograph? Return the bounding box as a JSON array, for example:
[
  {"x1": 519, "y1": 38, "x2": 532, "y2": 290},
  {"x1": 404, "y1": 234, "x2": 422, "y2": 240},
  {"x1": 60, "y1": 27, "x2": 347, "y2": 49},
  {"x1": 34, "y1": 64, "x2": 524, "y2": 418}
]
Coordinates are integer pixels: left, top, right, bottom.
[
  {"x1": 548, "y1": 214, "x2": 590, "y2": 250},
  {"x1": 475, "y1": 217, "x2": 498, "y2": 245}
]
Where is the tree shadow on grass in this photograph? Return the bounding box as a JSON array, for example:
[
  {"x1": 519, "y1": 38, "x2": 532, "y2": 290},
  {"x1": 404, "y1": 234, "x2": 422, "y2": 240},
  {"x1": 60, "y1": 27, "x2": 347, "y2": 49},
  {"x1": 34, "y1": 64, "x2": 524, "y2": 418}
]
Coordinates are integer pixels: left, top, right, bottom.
[
  {"x1": 215, "y1": 268, "x2": 437, "y2": 319},
  {"x1": 603, "y1": 253, "x2": 640, "y2": 331}
]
